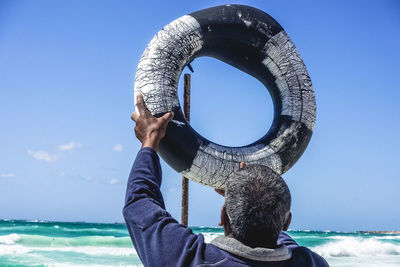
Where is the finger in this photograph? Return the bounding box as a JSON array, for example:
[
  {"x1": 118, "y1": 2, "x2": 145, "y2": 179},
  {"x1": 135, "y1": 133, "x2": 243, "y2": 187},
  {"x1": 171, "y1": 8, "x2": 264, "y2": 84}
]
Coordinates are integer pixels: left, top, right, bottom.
[
  {"x1": 160, "y1": 111, "x2": 174, "y2": 124},
  {"x1": 131, "y1": 112, "x2": 139, "y2": 122},
  {"x1": 239, "y1": 161, "x2": 246, "y2": 169},
  {"x1": 135, "y1": 94, "x2": 147, "y2": 115}
]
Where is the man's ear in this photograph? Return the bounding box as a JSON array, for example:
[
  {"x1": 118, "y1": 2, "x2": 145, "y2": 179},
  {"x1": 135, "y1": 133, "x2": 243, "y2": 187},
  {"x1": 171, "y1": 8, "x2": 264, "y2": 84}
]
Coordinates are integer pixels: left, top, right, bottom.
[
  {"x1": 283, "y1": 212, "x2": 292, "y2": 231},
  {"x1": 219, "y1": 205, "x2": 232, "y2": 236},
  {"x1": 219, "y1": 205, "x2": 227, "y2": 226}
]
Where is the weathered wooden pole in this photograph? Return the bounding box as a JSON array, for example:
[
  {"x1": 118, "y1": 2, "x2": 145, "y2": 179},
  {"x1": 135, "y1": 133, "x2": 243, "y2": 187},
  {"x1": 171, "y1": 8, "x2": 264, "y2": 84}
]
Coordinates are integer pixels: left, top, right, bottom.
[{"x1": 181, "y1": 74, "x2": 191, "y2": 226}]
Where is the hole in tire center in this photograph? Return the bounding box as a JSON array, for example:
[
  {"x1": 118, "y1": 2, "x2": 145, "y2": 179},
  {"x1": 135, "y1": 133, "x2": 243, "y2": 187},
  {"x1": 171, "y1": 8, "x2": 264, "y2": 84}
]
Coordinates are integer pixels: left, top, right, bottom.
[{"x1": 178, "y1": 57, "x2": 274, "y2": 147}]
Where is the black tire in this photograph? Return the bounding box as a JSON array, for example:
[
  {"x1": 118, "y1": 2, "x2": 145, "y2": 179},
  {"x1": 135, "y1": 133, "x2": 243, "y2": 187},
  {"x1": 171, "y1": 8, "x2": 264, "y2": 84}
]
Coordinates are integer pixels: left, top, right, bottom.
[{"x1": 134, "y1": 4, "x2": 316, "y2": 189}]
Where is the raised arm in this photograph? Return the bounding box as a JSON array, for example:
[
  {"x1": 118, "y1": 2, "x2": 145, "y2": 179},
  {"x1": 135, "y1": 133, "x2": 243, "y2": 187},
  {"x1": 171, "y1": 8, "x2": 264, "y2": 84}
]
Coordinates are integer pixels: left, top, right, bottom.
[{"x1": 123, "y1": 94, "x2": 207, "y2": 266}]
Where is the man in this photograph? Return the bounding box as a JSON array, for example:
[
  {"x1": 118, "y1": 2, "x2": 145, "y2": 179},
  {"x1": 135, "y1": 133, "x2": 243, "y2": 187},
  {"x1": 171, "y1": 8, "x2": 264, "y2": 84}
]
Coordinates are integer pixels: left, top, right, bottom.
[{"x1": 123, "y1": 94, "x2": 329, "y2": 266}]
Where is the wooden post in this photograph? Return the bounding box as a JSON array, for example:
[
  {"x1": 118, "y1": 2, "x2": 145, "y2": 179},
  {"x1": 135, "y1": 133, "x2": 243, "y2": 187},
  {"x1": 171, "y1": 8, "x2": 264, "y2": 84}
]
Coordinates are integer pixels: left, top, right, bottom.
[{"x1": 181, "y1": 74, "x2": 191, "y2": 226}]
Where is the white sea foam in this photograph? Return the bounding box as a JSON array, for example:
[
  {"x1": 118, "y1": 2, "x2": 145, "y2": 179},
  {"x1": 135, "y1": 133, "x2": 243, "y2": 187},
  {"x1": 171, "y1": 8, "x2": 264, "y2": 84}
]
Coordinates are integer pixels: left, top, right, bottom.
[
  {"x1": 329, "y1": 236, "x2": 351, "y2": 240},
  {"x1": 0, "y1": 243, "x2": 137, "y2": 257},
  {"x1": 0, "y1": 244, "x2": 30, "y2": 255},
  {"x1": 0, "y1": 233, "x2": 21, "y2": 245},
  {"x1": 35, "y1": 246, "x2": 137, "y2": 256},
  {"x1": 290, "y1": 235, "x2": 324, "y2": 239},
  {"x1": 27, "y1": 219, "x2": 47, "y2": 223},
  {"x1": 313, "y1": 237, "x2": 400, "y2": 257},
  {"x1": 202, "y1": 233, "x2": 223, "y2": 243},
  {"x1": 48, "y1": 264, "x2": 141, "y2": 267},
  {"x1": 0, "y1": 233, "x2": 136, "y2": 257},
  {"x1": 0, "y1": 234, "x2": 28, "y2": 256}
]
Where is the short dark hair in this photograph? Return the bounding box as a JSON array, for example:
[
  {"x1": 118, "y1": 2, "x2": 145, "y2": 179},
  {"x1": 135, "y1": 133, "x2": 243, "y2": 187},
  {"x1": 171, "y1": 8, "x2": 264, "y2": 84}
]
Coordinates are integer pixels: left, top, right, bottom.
[{"x1": 225, "y1": 165, "x2": 291, "y2": 248}]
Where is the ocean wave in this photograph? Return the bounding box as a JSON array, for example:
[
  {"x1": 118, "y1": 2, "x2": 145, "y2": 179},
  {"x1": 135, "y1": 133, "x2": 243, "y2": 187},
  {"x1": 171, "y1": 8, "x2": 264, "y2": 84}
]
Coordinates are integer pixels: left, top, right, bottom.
[
  {"x1": 26, "y1": 219, "x2": 48, "y2": 223},
  {"x1": 2, "y1": 233, "x2": 132, "y2": 247},
  {"x1": 326, "y1": 235, "x2": 400, "y2": 241},
  {"x1": 48, "y1": 264, "x2": 141, "y2": 267},
  {"x1": 290, "y1": 235, "x2": 328, "y2": 239},
  {"x1": 0, "y1": 233, "x2": 137, "y2": 257},
  {"x1": 201, "y1": 233, "x2": 223, "y2": 243},
  {"x1": 0, "y1": 233, "x2": 21, "y2": 245},
  {"x1": 328, "y1": 236, "x2": 353, "y2": 240},
  {"x1": 373, "y1": 235, "x2": 400, "y2": 240},
  {"x1": 39, "y1": 246, "x2": 137, "y2": 256},
  {"x1": 60, "y1": 227, "x2": 128, "y2": 234},
  {"x1": 0, "y1": 243, "x2": 137, "y2": 256},
  {"x1": 313, "y1": 236, "x2": 400, "y2": 257},
  {"x1": 0, "y1": 244, "x2": 30, "y2": 255},
  {"x1": 1, "y1": 242, "x2": 136, "y2": 257}
]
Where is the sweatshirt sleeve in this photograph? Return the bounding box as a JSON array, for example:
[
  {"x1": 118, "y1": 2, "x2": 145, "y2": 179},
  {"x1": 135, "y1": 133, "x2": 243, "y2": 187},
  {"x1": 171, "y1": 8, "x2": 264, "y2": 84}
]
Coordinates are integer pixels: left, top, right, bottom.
[{"x1": 122, "y1": 147, "x2": 206, "y2": 267}]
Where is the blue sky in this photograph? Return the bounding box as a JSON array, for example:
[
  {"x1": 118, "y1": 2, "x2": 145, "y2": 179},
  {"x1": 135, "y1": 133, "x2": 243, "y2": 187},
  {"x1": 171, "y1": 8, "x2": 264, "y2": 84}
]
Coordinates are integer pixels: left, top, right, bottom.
[{"x1": 0, "y1": 0, "x2": 399, "y2": 231}]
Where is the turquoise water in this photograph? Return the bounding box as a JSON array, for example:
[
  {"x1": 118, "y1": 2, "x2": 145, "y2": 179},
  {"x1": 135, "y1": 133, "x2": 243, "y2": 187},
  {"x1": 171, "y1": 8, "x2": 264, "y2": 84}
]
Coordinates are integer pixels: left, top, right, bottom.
[{"x1": 1, "y1": 220, "x2": 399, "y2": 266}]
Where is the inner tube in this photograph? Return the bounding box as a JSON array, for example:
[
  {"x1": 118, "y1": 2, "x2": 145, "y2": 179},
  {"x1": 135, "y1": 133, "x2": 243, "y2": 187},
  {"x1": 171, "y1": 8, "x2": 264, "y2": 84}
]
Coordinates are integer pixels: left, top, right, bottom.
[{"x1": 134, "y1": 4, "x2": 316, "y2": 189}]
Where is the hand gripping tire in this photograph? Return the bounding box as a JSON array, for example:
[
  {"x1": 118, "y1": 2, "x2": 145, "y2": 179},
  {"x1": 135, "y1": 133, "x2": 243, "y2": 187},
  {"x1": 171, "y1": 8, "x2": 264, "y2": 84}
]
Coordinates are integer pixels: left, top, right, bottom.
[{"x1": 134, "y1": 5, "x2": 316, "y2": 189}]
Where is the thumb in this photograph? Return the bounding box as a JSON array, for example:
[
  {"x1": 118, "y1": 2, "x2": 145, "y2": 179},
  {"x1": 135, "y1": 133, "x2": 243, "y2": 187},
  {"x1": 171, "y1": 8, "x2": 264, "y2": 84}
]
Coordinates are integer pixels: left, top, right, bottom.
[
  {"x1": 131, "y1": 112, "x2": 139, "y2": 122},
  {"x1": 160, "y1": 111, "x2": 174, "y2": 124}
]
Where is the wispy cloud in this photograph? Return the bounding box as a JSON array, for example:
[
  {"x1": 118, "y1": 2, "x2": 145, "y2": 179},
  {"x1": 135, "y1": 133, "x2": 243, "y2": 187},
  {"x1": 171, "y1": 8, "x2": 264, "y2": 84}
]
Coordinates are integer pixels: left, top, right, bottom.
[
  {"x1": 27, "y1": 150, "x2": 59, "y2": 162},
  {"x1": 58, "y1": 141, "x2": 81, "y2": 151},
  {"x1": 0, "y1": 173, "x2": 15, "y2": 178},
  {"x1": 113, "y1": 144, "x2": 123, "y2": 152},
  {"x1": 28, "y1": 141, "x2": 81, "y2": 162},
  {"x1": 109, "y1": 178, "x2": 118, "y2": 185}
]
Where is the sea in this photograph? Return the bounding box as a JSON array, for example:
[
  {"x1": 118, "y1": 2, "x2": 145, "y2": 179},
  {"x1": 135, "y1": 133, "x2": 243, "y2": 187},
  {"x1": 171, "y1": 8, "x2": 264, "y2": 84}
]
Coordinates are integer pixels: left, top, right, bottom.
[{"x1": 0, "y1": 220, "x2": 399, "y2": 267}]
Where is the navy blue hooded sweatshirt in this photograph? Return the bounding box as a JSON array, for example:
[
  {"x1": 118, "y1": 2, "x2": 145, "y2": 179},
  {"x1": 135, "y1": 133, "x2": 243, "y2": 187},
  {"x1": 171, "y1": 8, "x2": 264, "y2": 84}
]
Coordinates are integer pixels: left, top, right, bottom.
[{"x1": 123, "y1": 148, "x2": 329, "y2": 267}]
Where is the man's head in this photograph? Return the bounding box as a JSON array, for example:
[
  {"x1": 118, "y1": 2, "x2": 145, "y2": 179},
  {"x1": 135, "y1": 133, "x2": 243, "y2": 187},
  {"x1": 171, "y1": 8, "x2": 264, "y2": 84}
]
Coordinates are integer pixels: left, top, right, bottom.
[{"x1": 222, "y1": 165, "x2": 292, "y2": 248}]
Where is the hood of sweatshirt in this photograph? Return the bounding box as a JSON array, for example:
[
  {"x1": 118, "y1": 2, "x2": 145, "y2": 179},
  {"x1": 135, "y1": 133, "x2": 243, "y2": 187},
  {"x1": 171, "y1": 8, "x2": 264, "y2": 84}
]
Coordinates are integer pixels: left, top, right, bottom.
[{"x1": 211, "y1": 236, "x2": 292, "y2": 262}]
